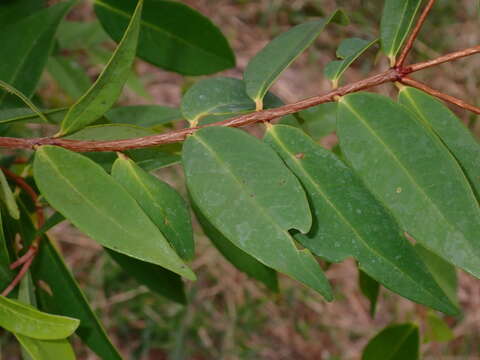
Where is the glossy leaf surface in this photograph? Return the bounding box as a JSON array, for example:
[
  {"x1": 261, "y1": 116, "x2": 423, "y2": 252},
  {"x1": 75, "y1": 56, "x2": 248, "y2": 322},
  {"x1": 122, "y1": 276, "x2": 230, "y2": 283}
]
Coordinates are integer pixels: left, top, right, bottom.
[
  {"x1": 380, "y1": 0, "x2": 422, "y2": 62},
  {"x1": 94, "y1": 0, "x2": 235, "y2": 75},
  {"x1": 265, "y1": 125, "x2": 457, "y2": 315},
  {"x1": 192, "y1": 200, "x2": 278, "y2": 292},
  {"x1": 244, "y1": 11, "x2": 347, "y2": 108},
  {"x1": 338, "y1": 93, "x2": 480, "y2": 279},
  {"x1": 399, "y1": 86, "x2": 480, "y2": 199},
  {"x1": 33, "y1": 146, "x2": 194, "y2": 280},
  {"x1": 59, "y1": 0, "x2": 143, "y2": 136},
  {"x1": 183, "y1": 126, "x2": 331, "y2": 298},
  {"x1": 112, "y1": 155, "x2": 194, "y2": 260},
  {"x1": 0, "y1": 1, "x2": 73, "y2": 108},
  {"x1": 362, "y1": 323, "x2": 419, "y2": 360},
  {"x1": 0, "y1": 295, "x2": 79, "y2": 340}
]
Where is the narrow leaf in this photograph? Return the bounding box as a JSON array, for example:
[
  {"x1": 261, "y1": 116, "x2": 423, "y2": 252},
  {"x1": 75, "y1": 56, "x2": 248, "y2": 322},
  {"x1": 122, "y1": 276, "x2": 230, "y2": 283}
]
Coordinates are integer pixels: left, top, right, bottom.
[
  {"x1": 191, "y1": 199, "x2": 278, "y2": 292},
  {"x1": 112, "y1": 155, "x2": 194, "y2": 260},
  {"x1": 324, "y1": 38, "x2": 377, "y2": 87},
  {"x1": 265, "y1": 125, "x2": 458, "y2": 315},
  {"x1": 107, "y1": 249, "x2": 186, "y2": 304},
  {"x1": 0, "y1": 108, "x2": 67, "y2": 125},
  {"x1": 0, "y1": 170, "x2": 19, "y2": 219},
  {"x1": 15, "y1": 335, "x2": 76, "y2": 360},
  {"x1": 0, "y1": 1, "x2": 74, "y2": 108},
  {"x1": 359, "y1": 270, "x2": 380, "y2": 318},
  {"x1": 362, "y1": 323, "x2": 419, "y2": 360},
  {"x1": 58, "y1": 0, "x2": 143, "y2": 136},
  {"x1": 94, "y1": 0, "x2": 235, "y2": 75},
  {"x1": 183, "y1": 127, "x2": 332, "y2": 298},
  {"x1": 380, "y1": 0, "x2": 422, "y2": 63},
  {"x1": 399, "y1": 86, "x2": 480, "y2": 199},
  {"x1": 244, "y1": 10, "x2": 348, "y2": 109},
  {"x1": 0, "y1": 80, "x2": 48, "y2": 123},
  {"x1": 0, "y1": 295, "x2": 79, "y2": 340},
  {"x1": 0, "y1": 210, "x2": 13, "y2": 292},
  {"x1": 338, "y1": 93, "x2": 480, "y2": 279},
  {"x1": 33, "y1": 146, "x2": 195, "y2": 280}
]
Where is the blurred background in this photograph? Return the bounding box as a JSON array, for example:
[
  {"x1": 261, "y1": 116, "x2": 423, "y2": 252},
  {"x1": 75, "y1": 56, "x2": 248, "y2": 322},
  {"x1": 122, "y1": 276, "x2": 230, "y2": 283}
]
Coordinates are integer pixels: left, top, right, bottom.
[{"x1": 3, "y1": 0, "x2": 480, "y2": 359}]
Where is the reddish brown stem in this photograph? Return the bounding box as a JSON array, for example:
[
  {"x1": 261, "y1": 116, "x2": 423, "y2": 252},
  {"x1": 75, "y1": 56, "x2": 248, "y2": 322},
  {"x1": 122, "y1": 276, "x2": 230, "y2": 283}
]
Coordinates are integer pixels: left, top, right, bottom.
[
  {"x1": 396, "y1": 0, "x2": 436, "y2": 67},
  {"x1": 1, "y1": 256, "x2": 34, "y2": 297},
  {"x1": 405, "y1": 45, "x2": 480, "y2": 73},
  {"x1": 401, "y1": 77, "x2": 480, "y2": 115}
]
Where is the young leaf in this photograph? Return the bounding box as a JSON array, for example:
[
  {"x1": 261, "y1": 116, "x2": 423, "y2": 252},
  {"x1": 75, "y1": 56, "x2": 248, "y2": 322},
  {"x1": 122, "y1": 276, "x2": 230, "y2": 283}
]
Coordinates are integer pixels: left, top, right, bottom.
[
  {"x1": 58, "y1": 0, "x2": 143, "y2": 136},
  {"x1": 359, "y1": 270, "x2": 380, "y2": 318},
  {"x1": 337, "y1": 93, "x2": 480, "y2": 279},
  {"x1": 0, "y1": 1, "x2": 74, "y2": 108},
  {"x1": 33, "y1": 146, "x2": 195, "y2": 280},
  {"x1": 94, "y1": 0, "x2": 235, "y2": 75},
  {"x1": 0, "y1": 295, "x2": 79, "y2": 340},
  {"x1": 183, "y1": 127, "x2": 332, "y2": 298},
  {"x1": 106, "y1": 249, "x2": 186, "y2": 304},
  {"x1": 47, "y1": 56, "x2": 92, "y2": 100},
  {"x1": 362, "y1": 323, "x2": 419, "y2": 360},
  {"x1": 380, "y1": 0, "x2": 422, "y2": 64},
  {"x1": 324, "y1": 38, "x2": 378, "y2": 87},
  {"x1": 265, "y1": 125, "x2": 458, "y2": 315},
  {"x1": 191, "y1": 199, "x2": 278, "y2": 292},
  {"x1": 399, "y1": 86, "x2": 480, "y2": 199},
  {"x1": 181, "y1": 77, "x2": 283, "y2": 126},
  {"x1": 14, "y1": 335, "x2": 76, "y2": 360},
  {"x1": 112, "y1": 155, "x2": 194, "y2": 260},
  {"x1": 424, "y1": 312, "x2": 454, "y2": 343},
  {"x1": 105, "y1": 105, "x2": 182, "y2": 128},
  {"x1": 244, "y1": 10, "x2": 348, "y2": 109},
  {"x1": 0, "y1": 170, "x2": 19, "y2": 220}
]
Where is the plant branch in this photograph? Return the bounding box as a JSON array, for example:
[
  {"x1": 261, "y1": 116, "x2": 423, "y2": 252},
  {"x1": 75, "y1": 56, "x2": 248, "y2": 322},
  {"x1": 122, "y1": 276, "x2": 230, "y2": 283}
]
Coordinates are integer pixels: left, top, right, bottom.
[
  {"x1": 400, "y1": 77, "x2": 480, "y2": 115},
  {"x1": 396, "y1": 0, "x2": 436, "y2": 68},
  {"x1": 0, "y1": 45, "x2": 479, "y2": 152}
]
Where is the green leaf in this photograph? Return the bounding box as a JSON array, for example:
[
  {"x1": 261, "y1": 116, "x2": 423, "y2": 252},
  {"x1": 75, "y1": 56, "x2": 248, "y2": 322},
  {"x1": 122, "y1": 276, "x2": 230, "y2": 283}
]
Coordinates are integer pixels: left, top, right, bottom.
[
  {"x1": 0, "y1": 295, "x2": 79, "y2": 340},
  {"x1": 47, "y1": 56, "x2": 92, "y2": 100},
  {"x1": 380, "y1": 0, "x2": 422, "y2": 63},
  {"x1": 244, "y1": 10, "x2": 348, "y2": 109},
  {"x1": 56, "y1": 20, "x2": 109, "y2": 51},
  {"x1": 105, "y1": 105, "x2": 182, "y2": 128},
  {"x1": 359, "y1": 270, "x2": 380, "y2": 318},
  {"x1": 183, "y1": 126, "x2": 331, "y2": 298},
  {"x1": 0, "y1": 0, "x2": 44, "y2": 28},
  {"x1": 362, "y1": 323, "x2": 419, "y2": 360},
  {"x1": 415, "y1": 244, "x2": 458, "y2": 308},
  {"x1": 424, "y1": 312, "x2": 454, "y2": 343},
  {"x1": 58, "y1": 0, "x2": 143, "y2": 136},
  {"x1": 112, "y1": 155, "x2": 194, "y2": 260},
  {"x1": 337, "y1": 92, "x2": 480, "y2": 279},
  {"x1": 15, "y1": 335, "x2": 76, "y2": 360},
  {"x1": 94, "y1": 0, "x2": 235, "y2": 75},
  {"x1": 33, "y1": 146, "x2": 195, "y2": 280},
  {"x1": 0, "y1": 210, "x2": 13, "y2": 291},
  {"x1": 107, "y1": 249, "x2": 186, "y2": 304},
  {"x1": 0, "y1": 80, "x2": 49, "y2": 123},
  {"x1": 265, "y1": 124, "x2": 458, "y2": 315},
  {"x1": 0, "y1": 1, "x2": 74, "y2": 108},
  {"x1": 324, "y1": 38, "x2": 378, "y2": 87},
  {"x1": 399, "y1": 86, "x2": 480, "y2": 200},
  {"x1": 0, "y1": 108, "x2": 67, "y2": 125},
  {"x1": 191, "y1": 199, "x2": 278, "y2": 292},
  {"x1": 181, "y1": 77, "x2": 283, "y2": 126},
  {"x1": 0, "y1": 170, "x2": 19, "y2": 219}
]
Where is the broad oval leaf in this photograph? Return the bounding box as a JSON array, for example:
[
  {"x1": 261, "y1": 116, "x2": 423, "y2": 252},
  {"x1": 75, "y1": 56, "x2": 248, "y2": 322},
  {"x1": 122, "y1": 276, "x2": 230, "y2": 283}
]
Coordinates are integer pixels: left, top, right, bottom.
[
  {"x1": 112, "y1": 155, "x2": 194, "y2": 260},
  {"x1": 265, "y1": 124, "x2": 458, "y2": 315},
  {"x1": 183, "y1": 126, "x2": 332, "y2": 298},
  {"x1": 58, "y1": 0, "x2": 143, "y2": 136},
  {"x1": 324, "y1": 38, "x2": 377, "y2": 87},
  {"x1": 337, "y1": 92, "x2": 480, "y2": 278},
  {"x1": 15, "y1": 334, "x2": 76, "y2": 360},
  {"x1": 94, "y1": 0, "x2": 235, "y2": 75},
  {"x1": 380, "y1": 0, "x2": 422, "y2": 63},
  {"x1": 399, "y1": 87, "x2": 480, "y2": 199},
  {"x1": 105, "y1": 105, "x2": 182, "y2": 128},
  {"x1": 0, "y1": 295, "x2": 79, "y2": 340},
  {"x1": 362, "y1": 323, "x2": 419, "y2": 360},
  {"x1": 244, "y1": 10, "x2": 348, "y2": 109},
  {"x1": 33, "y1": 146, "x2": 195, "y2": 280},
  {"x1": 181, "y1": 77, "x2": 283, "y2": 126},
  {"x1": 191, "y1": 199, "x2": 278, "y2": 292},
  {"x1": 0, "y1": 1, "x2": 74, "y2": 108},
  {"x1": 0, "y1": 170, "x2": 19, "y2": 219}
]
